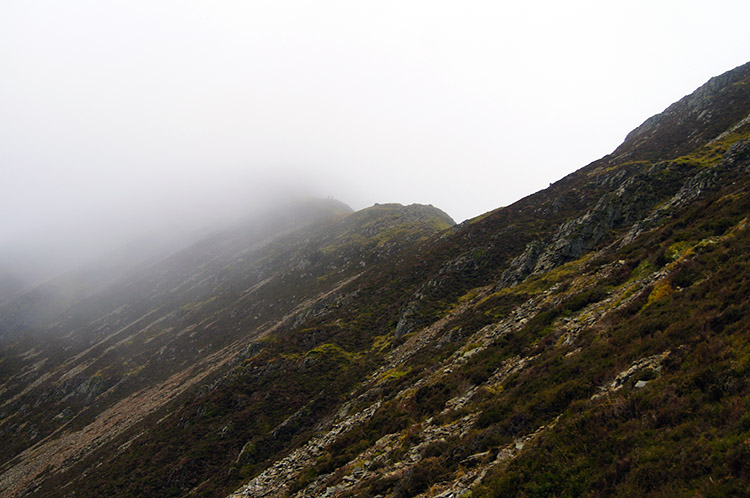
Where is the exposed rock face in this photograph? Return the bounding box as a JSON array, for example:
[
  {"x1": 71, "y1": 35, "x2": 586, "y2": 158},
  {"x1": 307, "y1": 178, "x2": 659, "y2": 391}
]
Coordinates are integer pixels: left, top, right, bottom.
[
  {"x1": 499, "y1": 161, "x2": 695, "y2": 289},
  {"x1": 500, "y1": 136, "x2": 750, "y2": 290},
  {"x1": 497, "y1": 240, "x2": 544, "y2": 289},
  {"x1": 394, "y1": 302, "x2": 418, "y2": 339}
]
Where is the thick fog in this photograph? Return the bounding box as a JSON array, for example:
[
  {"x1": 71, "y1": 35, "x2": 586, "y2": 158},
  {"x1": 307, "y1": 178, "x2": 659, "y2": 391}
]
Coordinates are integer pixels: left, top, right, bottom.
[{"x1": 2, "y1": 1, "x2": 749, "y2": 288}]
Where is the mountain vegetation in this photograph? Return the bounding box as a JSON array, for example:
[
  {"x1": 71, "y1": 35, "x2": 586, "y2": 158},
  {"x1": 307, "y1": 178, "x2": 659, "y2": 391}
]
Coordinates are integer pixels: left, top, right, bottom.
[{"x1": 1, "y1": 61, "x2": 749, "y2": 497}]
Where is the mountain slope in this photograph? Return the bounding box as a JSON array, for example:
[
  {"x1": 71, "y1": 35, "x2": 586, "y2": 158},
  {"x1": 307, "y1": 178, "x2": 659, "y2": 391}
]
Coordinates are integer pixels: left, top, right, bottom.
[
  {"x1": 0, "y1": 200, "x2": 454, "y2": 497},
  {"x1": 2, "y1": 61, "x2": 749, "y2": 498},
  {"x1": 220, "y1": 62, "x2": 750, "y2": 498}
]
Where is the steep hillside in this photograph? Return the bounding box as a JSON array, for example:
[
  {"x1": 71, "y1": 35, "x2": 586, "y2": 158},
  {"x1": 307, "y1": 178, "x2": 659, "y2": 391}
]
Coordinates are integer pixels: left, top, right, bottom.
[
  {"x1": 0, "y1": 200, "x2": 454, "y2": 497},
  {"x1": 2, "y1": 61, "x2": 749, "y2": 498},
  {"x1": 217, "y1": 61, "x2": 749, "y2": 498}
]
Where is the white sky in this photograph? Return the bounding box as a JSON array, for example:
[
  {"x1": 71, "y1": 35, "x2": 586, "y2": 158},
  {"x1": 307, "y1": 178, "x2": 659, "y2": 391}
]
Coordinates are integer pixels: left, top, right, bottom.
[{"x1": 1, "y1": 0, "x2": 749, "y2": 279}]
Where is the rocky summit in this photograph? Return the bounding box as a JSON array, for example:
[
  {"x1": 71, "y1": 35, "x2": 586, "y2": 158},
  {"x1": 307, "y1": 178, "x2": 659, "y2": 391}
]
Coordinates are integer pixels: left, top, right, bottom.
[{"x1": 2, "y1": 61, "x2": 750, "y2": 497}]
